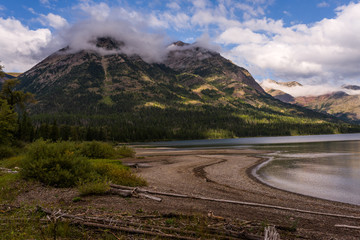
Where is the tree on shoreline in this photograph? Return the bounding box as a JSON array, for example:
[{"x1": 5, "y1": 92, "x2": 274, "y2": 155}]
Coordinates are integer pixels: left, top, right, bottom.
[{"x1": 0, "y1": 64, "x2": 36, "y2": 148}]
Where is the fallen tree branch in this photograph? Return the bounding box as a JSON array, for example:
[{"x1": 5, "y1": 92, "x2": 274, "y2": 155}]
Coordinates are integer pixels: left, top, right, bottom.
[
  {"x1": 38, "y1": 207, "x2": 246, "y2": 239},
  {"x1": 71, "y1": 220, "x2": 197, "y2": 240},
  {"x1": 138, "y1": 193, "x2": 162, "y2": 202},
  {"x1": 110, "y1": 184, "x2": 360, "y2": 220},
  {"x1": 108, "y1": 188, "x2": 134, "y2": 197},
  {"x1": 108, "y1": 188, "x2": 162, "y2": 202},
  {"x1": 335, "y1": 224, "x2": 360, "y2": 230}
]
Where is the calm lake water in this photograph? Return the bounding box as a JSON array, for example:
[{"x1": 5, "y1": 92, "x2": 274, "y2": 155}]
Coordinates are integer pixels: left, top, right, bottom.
[
  {"x1": 253, "y1": 140, "x2": 360, "y2": 205},
  {"x1": 148, "y1": 133, "x2": 360, "y2": 205}
]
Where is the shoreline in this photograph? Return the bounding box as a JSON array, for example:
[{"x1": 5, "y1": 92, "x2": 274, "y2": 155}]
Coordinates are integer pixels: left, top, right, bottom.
[
  {"x1": 13, "y1": 146, "x2": 360, "y2": 239},
  {"x1": 129, "y1": 147, "x2": 360, "y2": 239}
]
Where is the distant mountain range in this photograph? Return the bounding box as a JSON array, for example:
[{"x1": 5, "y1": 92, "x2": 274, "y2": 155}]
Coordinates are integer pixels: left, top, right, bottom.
[
  {"x1": 12, "y1": 37, "x2": 358, "y2": 141},
  {"x1": 262, "y1": 80, "x2": 360, "y2": 122}
]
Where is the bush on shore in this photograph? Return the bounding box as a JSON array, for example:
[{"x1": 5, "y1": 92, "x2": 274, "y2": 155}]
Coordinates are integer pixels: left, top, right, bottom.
[
  {"x1": 20, "y1": 140, "x2": 93, "y2": 187},
  {"x1": 19, "y1": 139, "x2": 146, "y2": 191}
]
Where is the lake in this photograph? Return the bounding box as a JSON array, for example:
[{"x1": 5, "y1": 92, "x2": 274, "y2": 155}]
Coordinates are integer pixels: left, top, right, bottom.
[
  {"x1": 148, "y1": 133, "x2": 360, "y2": 205},
  {"x1": 253, "y1": 140, "x2": 360, "y2": 205}
]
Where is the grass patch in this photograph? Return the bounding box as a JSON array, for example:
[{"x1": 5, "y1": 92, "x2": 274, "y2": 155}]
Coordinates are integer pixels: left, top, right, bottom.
[
  {"x1": 0, "y1": 207, "x2": 114, "y2": 240},
  {"x1": 0, "y1": 155, "x2": 24, "y2": 169},
  {"x1": 0, "y1": 173, "x2": 23, "y2": 203}
]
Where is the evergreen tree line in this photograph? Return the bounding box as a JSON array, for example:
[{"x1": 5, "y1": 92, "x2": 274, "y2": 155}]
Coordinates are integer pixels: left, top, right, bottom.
[
  {"x1": 26, "y1": 106, "x2": 360, "y2": 143},
  {"x1": 2, "y1": 63, "x2": 360, "y2": 145}
]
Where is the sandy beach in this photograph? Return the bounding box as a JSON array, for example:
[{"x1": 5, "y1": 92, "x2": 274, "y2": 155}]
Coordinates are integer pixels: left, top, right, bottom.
[
  {"x1": 121, "y1": 147, "x2": 360, "y2": 239},
  {"x1": 14, "y1": 146, "x2": 360, "y2": 239}
]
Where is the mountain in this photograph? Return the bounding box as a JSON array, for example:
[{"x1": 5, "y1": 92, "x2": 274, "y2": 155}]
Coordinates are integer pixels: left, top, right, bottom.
[
  {"x1": 294, "y1": 92, "x2": 360, "y2": 122},
  {"x1": 15, "y1": 37, "x2": 358, "y2": 141},
  {"x1": 262, "y1": 80, "x2": 360, "y2": 122},
  {"x1": 343, "y1": 85, "x2": 360, "y2": 90},
  {"x1": 18, "y1": 39, "x2": 267, "y2": 114}
]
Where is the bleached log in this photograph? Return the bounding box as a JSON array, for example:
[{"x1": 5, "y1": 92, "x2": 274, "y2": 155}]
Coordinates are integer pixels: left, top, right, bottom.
[
  {"x1": 71, "y1": 220, "x2": 197, "y2": 240},
  {"x1": 108, "y1": 188, "x2": 134, "y2": 197},
  {"x1": 138, "y1": 193, "x2": 162, "y2": 202},
  {"x1": 335, "y1": 224, "x2": 360, "y2": 230},
  {"x1": 264, "y1": 226, "x2": 280, "y2": 240},
  {"x1": 110, "y1": 184, "x2": 360, "y2": 220}
]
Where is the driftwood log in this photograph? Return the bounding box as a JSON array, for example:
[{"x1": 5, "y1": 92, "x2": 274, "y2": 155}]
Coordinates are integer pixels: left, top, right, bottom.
[
  {"x1": 37, "y1": 206, "x2": 262, "y2": 240},
  {"x1": 110, "y1": 184, "x2": 360, "y2": 220},
  {"x1": 335, "y1": 224, "x2": 360, "y2": 230},
  {"x1": 264, "y1": 226, "x2": 280, "y2": 240},
  {"x1": 108, "y1": 188, "x2": 162, "y2": 202}
]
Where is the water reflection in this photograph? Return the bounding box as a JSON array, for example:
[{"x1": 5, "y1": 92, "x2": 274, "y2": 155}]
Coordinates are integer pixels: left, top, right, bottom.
[
  {"x1": 256, "y1": 141, "x2": 360, "y2": 205},
  {"x1": 147, "y1": 134, "x2": 360, "y2": 205}
]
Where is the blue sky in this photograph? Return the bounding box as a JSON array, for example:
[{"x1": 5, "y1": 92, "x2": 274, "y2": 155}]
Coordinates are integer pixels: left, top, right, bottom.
[{"x1": 1, "y1": 0, "x2": 360, "y2": 90}]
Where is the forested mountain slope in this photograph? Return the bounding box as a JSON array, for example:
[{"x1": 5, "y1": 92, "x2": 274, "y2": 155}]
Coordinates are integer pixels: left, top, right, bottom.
[{"x1": 16, "y1": 37, "x2": 359, "y2": 141}]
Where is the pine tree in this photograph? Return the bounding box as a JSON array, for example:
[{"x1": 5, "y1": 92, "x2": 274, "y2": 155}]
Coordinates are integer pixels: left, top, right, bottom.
[
  {"x1": 0, "y1": 99, "x2": 17, "y2": 145},
  {"x1": 50, "y1": 120, "x2": 60, "y2": 142}
]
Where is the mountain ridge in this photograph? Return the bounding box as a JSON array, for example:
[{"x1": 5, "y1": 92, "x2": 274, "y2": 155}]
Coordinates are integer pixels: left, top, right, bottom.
[{"x1": 14, "y1": 37, "x2": 358, "y2": 141}]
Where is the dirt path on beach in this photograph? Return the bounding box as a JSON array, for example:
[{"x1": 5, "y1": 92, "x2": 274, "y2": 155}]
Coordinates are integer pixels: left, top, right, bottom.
[{"x1": 122, "y1": 147, "x2": 360, "y2": 239}]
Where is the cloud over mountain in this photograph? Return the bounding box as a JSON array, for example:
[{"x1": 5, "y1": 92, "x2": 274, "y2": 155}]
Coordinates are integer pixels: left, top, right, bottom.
[{"x1": 1, "y1": 0, "x2": 360, "y2": 88}]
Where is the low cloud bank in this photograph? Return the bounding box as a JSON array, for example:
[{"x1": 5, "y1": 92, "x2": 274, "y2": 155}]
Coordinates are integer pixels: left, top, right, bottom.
[
  {"x1": 60, "y1": 19, "x2": 171, "y2": 63},
  {"x1": 261, "y1": 79, "x2": 360, "y2": 97}
]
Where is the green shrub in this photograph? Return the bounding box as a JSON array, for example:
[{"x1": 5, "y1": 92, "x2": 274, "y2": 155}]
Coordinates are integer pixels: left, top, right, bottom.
[
  {"x1": 79, "y1": 141, "x2": 116, "y2": 159},
  {"x1": 77, "y1": 178, "x2": 110, "y2": 196},
  {"x1": 93, "y1": 162, "x2": 147, "y2": 187},
  {"x1": 0, "y1": 145, "x2": 15, "y2": 159},
  {"x1": 116, "y1": 145, "x2": 135, "y2": 158},
  {"x1": 72, "y1": 196, "x2": 82, "y2": 202},
  {"x1": 19, "y1": 140, "x2": 143, "y2": 189},
  {"x1": 20, "y1": 140, "x2": 94, "y2": 187}
]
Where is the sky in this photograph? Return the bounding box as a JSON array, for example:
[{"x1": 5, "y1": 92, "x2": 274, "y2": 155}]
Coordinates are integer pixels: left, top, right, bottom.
[{"x1": 1, "y1": 0, "x2": 360, "y2": 93}]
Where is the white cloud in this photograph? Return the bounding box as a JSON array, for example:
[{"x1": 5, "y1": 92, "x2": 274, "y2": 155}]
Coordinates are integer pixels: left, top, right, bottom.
[
  {"x1": 160, "y1": 12, "x2": 191, "y2": 30},
  {"x1": 218, "y1": 2, "x2": 360, "y2": 84},
  {"x1": 40, "y1": 0, "x2": 50, "y2": 4},
  {"x1": 317, "y1": 2, "x2": 329, "y2": 8},
  {"x1": 28, "y1": 8, "x2": 36, "y2": 14},
  {"x1": 234, "y1": 0, "x2": 273, "y2": 19},
  {"x1": 191, "y1": 0, "x2": 209, "y2": 9},
  {"x1": 261, "y1": 79, "x2": 360, "y2": 97},
  {"x1": 75, "y1": 1, "x2": 110, "y2": 21},
  {"x1": 60, "y1": 18, "x2": 170, "y2": 63},
  {"x1": 39, "y1": 13, "x2": 68, "y2": 29},
  {"x1": 217, "y1": 27, "x2": 267, "y2": 44},
  {"x1": 0, "y1": 17, "x2": 52, "y2": 72},
  {"x1": 167, "y1": 2, "x2": 180, "y2": 10}
]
